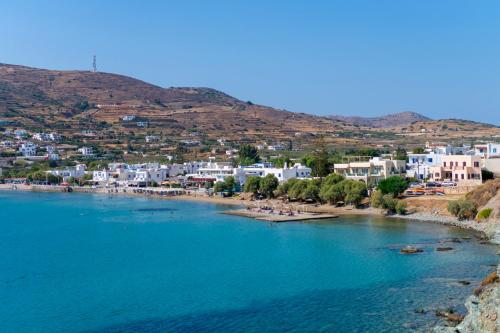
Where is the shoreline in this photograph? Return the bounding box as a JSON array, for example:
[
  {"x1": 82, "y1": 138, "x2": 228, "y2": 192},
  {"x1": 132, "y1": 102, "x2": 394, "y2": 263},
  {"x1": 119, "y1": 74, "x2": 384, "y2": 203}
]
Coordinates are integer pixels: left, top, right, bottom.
[{"x1": 1, "y1": 184, "x2": 497, "y2": 238}]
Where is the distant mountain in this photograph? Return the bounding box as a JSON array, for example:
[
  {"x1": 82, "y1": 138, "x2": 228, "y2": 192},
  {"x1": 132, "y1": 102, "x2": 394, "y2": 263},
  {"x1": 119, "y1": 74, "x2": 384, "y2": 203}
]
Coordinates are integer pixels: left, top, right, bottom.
[{"x1": 329, "y1": 112, "x2": 432, "y2": 128}]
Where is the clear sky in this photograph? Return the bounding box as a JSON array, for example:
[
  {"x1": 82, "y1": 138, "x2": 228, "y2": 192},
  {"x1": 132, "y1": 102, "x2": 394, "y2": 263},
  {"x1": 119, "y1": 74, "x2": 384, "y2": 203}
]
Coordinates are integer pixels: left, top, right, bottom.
[{"x1": 1, "y1": 1, "x2": 499, "y2": 124}]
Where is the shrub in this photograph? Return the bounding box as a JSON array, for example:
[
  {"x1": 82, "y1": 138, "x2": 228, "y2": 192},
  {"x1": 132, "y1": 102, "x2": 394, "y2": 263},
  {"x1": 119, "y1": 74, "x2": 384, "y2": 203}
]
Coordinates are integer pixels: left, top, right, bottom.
[
  {"x1": 381, "y1": 194, "x2": 398, "y2": 213},
  {"x1": 477, "y1": 208, "x2": 493, "y2": 221},
  {"x1": 395, "y1": 200, "x2": 407, "y2": 215},
  {"x1": 370, "y1": 190, "x2": 384, "y2": 208},
  {"x1": 447, "y1": 199, "x2": 478, "y2": 220}
]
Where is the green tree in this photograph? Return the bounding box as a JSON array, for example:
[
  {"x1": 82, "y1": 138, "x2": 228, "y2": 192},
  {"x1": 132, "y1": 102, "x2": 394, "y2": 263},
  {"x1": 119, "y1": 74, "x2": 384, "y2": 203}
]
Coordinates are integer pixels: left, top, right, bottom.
[
  {"x1": 394, "y1": 147, "x2": 408, "y2": 161},
  {"x1": 223, "y1": 176, "x2": 236, "y2": 196},
  {"x1": 412, "y1": 147, "x2": 425, "y2": 154},
  {"x1": 238, "y1": 145, "x2": 260, "y2": 166},
  {"x1": 244, "y1": 176, "x2": 261, "y2": 195},
  {"x1": 378, "y1": 176, "x2": 408, "y2": 196},
  {"x1": 213, "y1": 181, "x2": 226, "y2": 193},
  {"x1": 259, "y1": 174, "x2": 279, "y2": 198},
  {"x1": 342, "y1": 180, "x2": 367, "y2": 207},
  {"x1": 301, "y1": 180, "x2": 320, "y2": 201}
]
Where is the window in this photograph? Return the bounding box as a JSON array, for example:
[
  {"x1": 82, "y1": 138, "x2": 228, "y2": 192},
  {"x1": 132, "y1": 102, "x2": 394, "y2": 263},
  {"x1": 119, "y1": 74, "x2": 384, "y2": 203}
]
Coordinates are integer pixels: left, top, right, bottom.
[
  {"x1": 428, "y1": 158, "x2": 433, "y2": 163},
  {"x1": 493, "y1": 148, "x2": 497, "y2": 153},
  {"x1": 474, "y1": 162, "x2": 479, "y2": 168},
  {"x1": 461, "y1": 174, "x2": 464, "y2": 179},
  {"x1": 462, "y1": 162, "x2": 466, "y2": 167},
  {"x1": 443, "y1": 162, "x2": 447, "y2": 167}
]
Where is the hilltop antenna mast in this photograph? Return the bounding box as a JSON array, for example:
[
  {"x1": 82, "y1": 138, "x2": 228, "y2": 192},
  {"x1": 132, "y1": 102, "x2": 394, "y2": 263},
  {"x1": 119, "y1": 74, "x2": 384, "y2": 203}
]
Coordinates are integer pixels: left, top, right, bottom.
[{"x1": 92, "y1": 55, "x2": 97, "y2": 73}]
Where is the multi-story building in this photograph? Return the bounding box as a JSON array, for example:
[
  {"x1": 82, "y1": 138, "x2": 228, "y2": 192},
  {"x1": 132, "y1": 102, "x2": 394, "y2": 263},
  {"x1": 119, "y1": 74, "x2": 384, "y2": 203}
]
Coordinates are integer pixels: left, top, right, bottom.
[
  {"x1": 47, "y1": 164, "x2": 86, "y2": 181},
  {"x1": 428, "y1": 155, "x2": 482, "y2": 184},
  {"x1": 333, "y1": 157, "x2": 406, "y2": 186},
  {"x1": 474, "y1": 143, "x2": 500, "y2": 159},
  {"x1": 19, "y1": 142, "x2": 37, "y2": 157},
  {"x1": 233, "y1": 163, "x2": 312, "y2": 185},
  {"x1": 406, "y1": 152, "x2": 442, "y2": 180}
]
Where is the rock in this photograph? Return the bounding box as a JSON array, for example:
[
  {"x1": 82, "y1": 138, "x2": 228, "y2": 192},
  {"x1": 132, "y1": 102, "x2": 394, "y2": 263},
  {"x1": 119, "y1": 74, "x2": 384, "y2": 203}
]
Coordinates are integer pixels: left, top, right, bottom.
[
  {"x1": 436, "y1": 309, "x2": 465, "y2": 323},
  {"x1": 400, "y1": 245, "x2": 424, "y2": 254},
  {"x1": 437, "y1": 247, "x2": 454, "y2": 252}
]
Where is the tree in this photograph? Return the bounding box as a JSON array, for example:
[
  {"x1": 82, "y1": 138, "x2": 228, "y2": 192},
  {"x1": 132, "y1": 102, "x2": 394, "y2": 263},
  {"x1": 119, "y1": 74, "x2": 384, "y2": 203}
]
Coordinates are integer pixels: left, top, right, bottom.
[
  {"x1": 319, "y1": 182, "x2": 344, "y2": 204},
  {"x1": 259, "y1": 174, "x2": 279, "y2": 198},
  {"x1": 394, "y1": 147, "x2": 408, "y2": 161},
  {"x1": 319, "y1": 173, "x2": 346, "y2": 204},
  {"x1": 378, "y1": 176, "x2": 408, "y2": 196},
  {"x1": 244, "y1": 176, "x2": 261, "y2": 195},
  {"x1": 482, "y1": 169, "x2": 494, "y2": 181},
  {"x1": 276, "y1": 178, "x2": 299, "y2": 197},
  {"x1": 224, "y1": 176, "x2": 236, "y2": 195},
  {"x1": 238, "y1": 145, "x2": 260, "y2": 166},
  {"x1": 270, "y1": 156, "x2": 292, "y2": 168},
  {"x1": 213, "y1": 181, "x2": 226, "y2": 193},
  {"x1": 412, "y1": 147, "x2": 425, "y2": 154},
  {"x1": 301, "y1": 180, "x2": 320, "y2": 201},
  {"x1": 342, "y1": 180, "x2": 367, "y2": 207},
  {"x1": 322, "y1": 173, "x2": 344, "y2": 187}
]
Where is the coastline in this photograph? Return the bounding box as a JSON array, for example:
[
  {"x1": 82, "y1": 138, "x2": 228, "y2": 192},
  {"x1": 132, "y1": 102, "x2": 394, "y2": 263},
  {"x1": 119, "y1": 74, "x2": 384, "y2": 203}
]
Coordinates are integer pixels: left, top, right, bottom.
[
  {"x1": 1, "y1": 184, "x2": 497, "y2": 237},
  {"x1": 2, "y1": 184, "x2": 499, "y2": 331}
]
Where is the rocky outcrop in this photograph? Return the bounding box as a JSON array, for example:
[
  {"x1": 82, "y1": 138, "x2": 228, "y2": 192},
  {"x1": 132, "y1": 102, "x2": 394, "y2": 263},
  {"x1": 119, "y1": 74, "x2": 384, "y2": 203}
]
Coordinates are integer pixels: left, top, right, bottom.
[{"x1": 433, "y1": 223, "x2": 500, "y2": 333}]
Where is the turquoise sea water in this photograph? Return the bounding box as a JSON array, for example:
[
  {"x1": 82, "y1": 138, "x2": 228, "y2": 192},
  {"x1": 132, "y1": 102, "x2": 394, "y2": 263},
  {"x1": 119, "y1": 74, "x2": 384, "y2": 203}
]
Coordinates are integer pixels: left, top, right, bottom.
[{"x1": 0, "y1": 191, "x2": 497, "y2": 333}]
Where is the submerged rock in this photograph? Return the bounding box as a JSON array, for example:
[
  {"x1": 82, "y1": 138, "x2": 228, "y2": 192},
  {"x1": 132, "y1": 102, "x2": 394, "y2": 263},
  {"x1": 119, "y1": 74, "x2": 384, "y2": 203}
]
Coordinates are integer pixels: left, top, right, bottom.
[
  {"x1": 400, "y1": 246, "x2": 424, "y2": 254},
  {"x1": 437, "y1": 247, "x2": 454, "y2": 252},
  {"x1": 436, "y1": 309, "x2": 465, "y2": 323}
]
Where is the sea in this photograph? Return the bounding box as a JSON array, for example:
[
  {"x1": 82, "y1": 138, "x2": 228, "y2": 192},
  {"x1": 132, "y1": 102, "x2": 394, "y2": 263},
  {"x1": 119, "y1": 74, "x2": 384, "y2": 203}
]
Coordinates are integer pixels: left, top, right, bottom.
[{"x1": 0, "y1": 191, "x2": 497, "y2": 332}]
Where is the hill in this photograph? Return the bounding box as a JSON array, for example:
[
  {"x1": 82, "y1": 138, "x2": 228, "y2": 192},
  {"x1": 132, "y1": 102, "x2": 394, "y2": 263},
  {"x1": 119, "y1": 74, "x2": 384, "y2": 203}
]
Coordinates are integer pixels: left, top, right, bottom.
[
  {"x1": 0, "y1": 63, "x2": 356, "y2": 142},
  {"x1": 1, "y1": 63, "x2": 498, "y2": 148},
  {"x1": 329, "y1": 111, "x2": 432, "y2": 128}
]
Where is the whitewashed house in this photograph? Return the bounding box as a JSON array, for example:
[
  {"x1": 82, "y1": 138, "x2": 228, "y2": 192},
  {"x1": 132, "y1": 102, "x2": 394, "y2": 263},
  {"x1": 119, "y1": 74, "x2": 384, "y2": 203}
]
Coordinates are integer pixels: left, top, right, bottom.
[
  {"x1": 47, "y1": 164, "x2": 86, "y2": 181},
  {"x1": 474, "y1": 143, "x2": 500, "y2": 159},
  {"x1": 333, "y1": 157, "x2": 406, "y2": 186},
  {"x1": 234, "y1": 163, "x2": 312, "y2": 185},
  {"x1": 406, "y1": 152, "x2": 442, "y2": 180},
  {"x1": 92, "y1": 169, "x2": 111, "y2": 183},
  {"x1": 78, "y1": 147, "x2": 94, "y2": 156},
  {"x1": 19, "y1": 142, "x2": 37, "y2": 157}
]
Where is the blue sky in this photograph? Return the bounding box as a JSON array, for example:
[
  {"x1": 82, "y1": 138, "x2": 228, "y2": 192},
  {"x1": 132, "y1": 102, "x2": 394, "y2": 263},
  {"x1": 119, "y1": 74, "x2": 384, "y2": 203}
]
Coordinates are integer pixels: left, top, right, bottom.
[{"x1": 1, "y1": 1, "x2": 499, "y2": 124}]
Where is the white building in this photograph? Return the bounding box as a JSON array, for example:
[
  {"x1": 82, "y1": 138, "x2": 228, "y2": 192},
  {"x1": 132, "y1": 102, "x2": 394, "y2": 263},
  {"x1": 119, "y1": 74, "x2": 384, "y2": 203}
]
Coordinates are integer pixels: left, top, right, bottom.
[
  {"x1": 474, "y1": 143, "x2": 500, "y2": 159},
  {"x1": 193, "y1": 161, "x2": 234, "y2": 182},
  {"x1": 333, "y1": 157, "x2": 406, "y2": 186},
  {"x1": 406, "y1": 152, "x2": 442, "y2": 180},
  {"x1": 19, "y1": 142, "x2": 37, "y2": 157},
  {"x1": 234, "y1": 163, "x2": 312, "y2": 185},
  {"x1": 145, "y1": 135, "x2": 159, "y2": 143},
  {"x1": 33, "y1": 133, "x2": 51, "y2": 142},
  {"x1": 47, "y1": 164, "x2": 86, "y2": 181},
  {"x1": 78, "y1": 147, "x2": 94, "y2": 156},
  {"x1": 268, "y1": 144, "x2": 285, "y2": 151},
  {"x1": 14, "y1": 129, "x2": 28, "y2": 139},
  {"x1": 92, "y1": 169, "x2": 111, "y2": 182},
  {"x1": 122, "y1": 115, "x2": 136, "y2": 121}
]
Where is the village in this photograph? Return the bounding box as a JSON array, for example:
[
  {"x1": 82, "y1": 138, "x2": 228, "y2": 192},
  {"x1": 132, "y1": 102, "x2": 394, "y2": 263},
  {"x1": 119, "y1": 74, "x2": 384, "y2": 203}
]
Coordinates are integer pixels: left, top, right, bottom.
[{"x1": 1, "y1": 126, "x2": 499, "y2": 201}]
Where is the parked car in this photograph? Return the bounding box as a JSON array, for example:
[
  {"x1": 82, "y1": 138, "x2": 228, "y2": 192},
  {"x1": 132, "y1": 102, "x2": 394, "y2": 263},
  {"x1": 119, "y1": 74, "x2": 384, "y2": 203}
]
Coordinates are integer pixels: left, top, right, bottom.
[{"x1": 441, "y1": 181, "x2": 457, "y2": 187}]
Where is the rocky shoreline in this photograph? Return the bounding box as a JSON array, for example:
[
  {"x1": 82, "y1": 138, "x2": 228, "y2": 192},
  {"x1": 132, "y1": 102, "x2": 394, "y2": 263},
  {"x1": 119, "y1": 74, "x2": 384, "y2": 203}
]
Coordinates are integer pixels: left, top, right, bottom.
[{"x1": 433, "y1": 223, "x2": 500, "y2": 333}]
